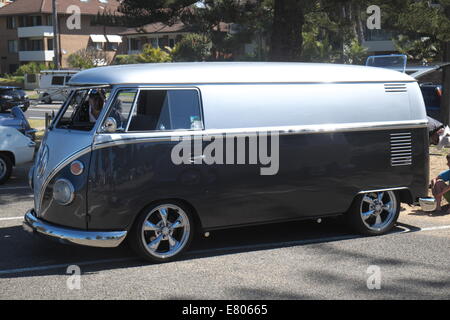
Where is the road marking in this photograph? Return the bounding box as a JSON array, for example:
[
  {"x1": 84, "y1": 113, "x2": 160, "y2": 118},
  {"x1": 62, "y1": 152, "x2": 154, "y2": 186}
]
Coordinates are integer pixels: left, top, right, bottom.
[
  {"x1": 0, "y1": 216, "x2": 24, "y2": 221},
  {"x1": 405, "y1": 225, "x2": 450, "y2": 232},
  {"x1": 28, "y1": 117, "x2": 45, "y2": 120},
  {"x1": 0, "y1": 258, "x2": 136, "y2": 276}
]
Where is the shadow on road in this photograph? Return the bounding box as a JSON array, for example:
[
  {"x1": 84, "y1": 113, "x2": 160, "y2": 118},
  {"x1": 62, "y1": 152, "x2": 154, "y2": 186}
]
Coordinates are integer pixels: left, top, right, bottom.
[
  {"x1": 0, "y1": 217, "x2": 418, "y2": 281},
  {"x1": 0, "y1": 217, "x2": 362, "y2": 279}
]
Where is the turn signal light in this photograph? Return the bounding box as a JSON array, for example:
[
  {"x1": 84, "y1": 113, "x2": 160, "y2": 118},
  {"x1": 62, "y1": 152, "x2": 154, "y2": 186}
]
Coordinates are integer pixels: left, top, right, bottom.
[{"x1": 70, "y1": 161, "x2": 84, "y2": 176}]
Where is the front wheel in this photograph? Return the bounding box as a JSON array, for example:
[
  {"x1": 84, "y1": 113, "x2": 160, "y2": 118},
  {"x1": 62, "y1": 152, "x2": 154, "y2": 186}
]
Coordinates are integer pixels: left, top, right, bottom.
[
  {"x1": 347, "y1": 191, "x2": 400, "y2": 235},
  {"x1": 129, "y1": 202, "x2": 194, "y2": 263}
]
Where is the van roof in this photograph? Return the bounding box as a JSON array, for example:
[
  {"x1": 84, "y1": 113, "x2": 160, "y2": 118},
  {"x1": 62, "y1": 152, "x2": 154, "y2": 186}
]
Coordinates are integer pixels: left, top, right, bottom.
[{"x1": 68, "y1": 62, "x2": 416, "y2": 86}]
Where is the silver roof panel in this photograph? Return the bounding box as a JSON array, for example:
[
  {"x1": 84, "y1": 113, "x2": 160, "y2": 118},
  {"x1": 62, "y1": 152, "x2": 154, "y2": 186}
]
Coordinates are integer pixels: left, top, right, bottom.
[{"x1": 68, "y1": 62, "x2": 416, "y2": 86}]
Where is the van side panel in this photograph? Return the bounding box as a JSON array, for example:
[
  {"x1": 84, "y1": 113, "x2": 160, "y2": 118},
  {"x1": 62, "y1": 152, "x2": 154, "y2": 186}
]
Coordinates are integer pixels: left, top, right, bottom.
[{"x1": 87, "y1": 127, "x2": 428, "y2": 231}]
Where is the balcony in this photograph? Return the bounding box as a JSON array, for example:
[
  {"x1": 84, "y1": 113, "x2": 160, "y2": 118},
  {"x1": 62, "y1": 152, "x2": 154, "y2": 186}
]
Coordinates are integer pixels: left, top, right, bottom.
[
  {"x1": 18, "y1": 26, "x2": 54, "y2": 38},
  {"x1": 19, "y1": 50, "x2": 55, "y2": 62}
]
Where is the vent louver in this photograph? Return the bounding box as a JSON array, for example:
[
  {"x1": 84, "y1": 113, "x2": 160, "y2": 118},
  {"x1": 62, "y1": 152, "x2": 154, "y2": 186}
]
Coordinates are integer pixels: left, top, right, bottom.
[
  {"x1": 390, "y1": 133, "x2": 412, "y2": 166},
  {"x1": 384, "y1": 83, "x2": 407, "y2": 93}
]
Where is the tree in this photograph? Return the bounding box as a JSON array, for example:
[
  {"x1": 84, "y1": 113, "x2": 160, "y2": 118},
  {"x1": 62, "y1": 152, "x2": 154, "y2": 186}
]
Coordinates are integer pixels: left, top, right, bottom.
[
  {"x1": 171, "y1": 33, "x2": 212, "y2": 61},
  {"x1": 137, "y1": 44, "x2": 172, "y2": 62},
  {"x1": 14, "y1": 62, "x2": 55, "y2": 76},
  {"x1": 67, "y1": 48, "x2": 110, "y2": 69}
]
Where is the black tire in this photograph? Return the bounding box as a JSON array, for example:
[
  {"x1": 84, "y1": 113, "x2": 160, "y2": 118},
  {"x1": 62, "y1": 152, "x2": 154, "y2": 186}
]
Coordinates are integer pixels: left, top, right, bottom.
[
  {"x1": 0, "y1": 153, "x2": 13, "y2": 185},
  {"x1": 128, "y1": 201, "x2": 195, "y2": 263},
  {"x1": 346, "y1": 191, "x2": 400, "y2": 236}
]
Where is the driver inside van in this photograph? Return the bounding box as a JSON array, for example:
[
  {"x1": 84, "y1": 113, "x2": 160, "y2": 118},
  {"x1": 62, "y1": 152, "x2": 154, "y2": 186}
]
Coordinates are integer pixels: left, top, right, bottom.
[
  {"x1": 88, "y1": 90, "x2": 105, "y2": 122},
  {"x1": 89, "y1": 89, "x2": 125, "y2": 131}
]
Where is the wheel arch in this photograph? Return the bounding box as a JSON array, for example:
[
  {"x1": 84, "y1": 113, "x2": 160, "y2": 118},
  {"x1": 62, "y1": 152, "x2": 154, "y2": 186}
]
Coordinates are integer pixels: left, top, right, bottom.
[
  {"x1": 0, "y1": 151, "x2": 15, "y2": 166},
  {"x1": 129, "y1": 198, "x2": 204, "y2": 234}
]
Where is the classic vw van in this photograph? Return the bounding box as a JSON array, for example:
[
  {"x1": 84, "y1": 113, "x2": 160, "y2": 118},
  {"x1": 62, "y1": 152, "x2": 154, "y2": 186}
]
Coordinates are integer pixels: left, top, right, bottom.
[{"x1": 23, "y1": 62, "x2": 429, "y2": 263}]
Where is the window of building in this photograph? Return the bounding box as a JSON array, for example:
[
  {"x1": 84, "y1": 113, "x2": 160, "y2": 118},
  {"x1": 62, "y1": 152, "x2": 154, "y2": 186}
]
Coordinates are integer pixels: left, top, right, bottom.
[
  {"x1": 17, "y1": 15, "x2": 43, "y2": 27},
  {"x1": 130, "y1": 38, "x2": 141, "y2": 51},
  {"x1": 128, "y1": 89, "x2": 203, "y2": 132},
  {"x1": 106, "y1": 42, "x2": 119, "y2": 51},
  {"x1": 47, "y1": 38, "x2": 53, "y2": 50},
  {"x1": 8, "y1": 40, "x2": 18, "y2": 53},
  {"x1": 95, "y1": 42, "x2": 103, "y2": 51},
  {"x1": 6, "y1": 16, "x2": 16, "y2": 29},
  {"x1": 149, "y1": 38, "x2": 158, "y2": 48},
  {"x1": 8, "y1": 64, "x2": 18, "y2": 74}
]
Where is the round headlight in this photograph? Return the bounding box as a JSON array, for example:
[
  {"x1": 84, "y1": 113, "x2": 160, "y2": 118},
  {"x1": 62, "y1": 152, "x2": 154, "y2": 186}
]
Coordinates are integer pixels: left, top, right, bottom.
[{"x1": 53, "y1": 179, "x2": 75, "y2": 205}]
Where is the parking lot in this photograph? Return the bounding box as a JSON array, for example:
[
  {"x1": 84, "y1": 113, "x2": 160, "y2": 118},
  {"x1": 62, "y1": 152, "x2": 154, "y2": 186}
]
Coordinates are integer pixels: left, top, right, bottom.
[{"x1": 1, "y1": 152, "x2": 449, "y2": 300}]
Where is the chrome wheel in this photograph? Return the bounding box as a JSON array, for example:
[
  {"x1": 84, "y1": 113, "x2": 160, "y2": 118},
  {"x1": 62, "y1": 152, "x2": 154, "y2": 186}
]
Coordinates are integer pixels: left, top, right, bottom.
[
  {"x1": 140, "y1": 204, "x2": 191, "y2": 260},
  {"x1": 360, "y1": 191, "x2": 397, "y2": 232}
]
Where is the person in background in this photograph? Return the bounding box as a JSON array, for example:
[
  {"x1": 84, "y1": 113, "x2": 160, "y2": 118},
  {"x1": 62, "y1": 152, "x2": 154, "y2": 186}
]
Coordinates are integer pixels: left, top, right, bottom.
[
  {"x1": 430, "y1": 153, "x2": 450, "y2": 214},
  {"x1": 427, "y1": 116, "x2": 445, "y2": 146}
]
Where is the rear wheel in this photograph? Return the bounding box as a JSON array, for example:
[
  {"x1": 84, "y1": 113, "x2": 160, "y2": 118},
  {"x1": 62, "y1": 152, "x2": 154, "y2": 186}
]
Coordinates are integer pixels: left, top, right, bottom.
[
  {"x1": 129, "y1": 202, "x2": 194, "y2": 263},
  {"x1": 347, "y1": 191, "x2": 400, "y2": 235},
  {"x1": 0, "y1": 154, "x2": 13, "y2": 185}
]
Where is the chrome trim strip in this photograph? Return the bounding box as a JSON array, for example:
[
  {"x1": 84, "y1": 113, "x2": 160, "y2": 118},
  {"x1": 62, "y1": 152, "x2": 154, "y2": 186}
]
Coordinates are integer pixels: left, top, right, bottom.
[
  {"x1": 23, "y1": 210, "x2": 127, "y2": 248},
  {"x1": 93, "y1": 120, "x2": 428, "y2": 150},
  {"x1": 358, "y1": 187, "x2": 409, "y2": 194},
  {"x1": 38, "y1": 146, "x2": 92, "y2": 213}
]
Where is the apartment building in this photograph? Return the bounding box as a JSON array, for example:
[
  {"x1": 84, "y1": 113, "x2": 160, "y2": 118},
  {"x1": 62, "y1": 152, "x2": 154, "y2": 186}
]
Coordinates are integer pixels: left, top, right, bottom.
[
  {"x1": 121, "y1": 21, "x2": 189, "y2": 54},
  {"x1": 0, "y1": 0, "x2": 127, "y2": 74}
]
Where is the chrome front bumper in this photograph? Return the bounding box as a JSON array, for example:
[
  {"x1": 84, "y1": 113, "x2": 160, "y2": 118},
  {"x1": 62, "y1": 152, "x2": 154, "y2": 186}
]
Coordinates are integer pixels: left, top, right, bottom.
[{"x1": 22, "y1": 210, "x2": 127, "y2": 248}]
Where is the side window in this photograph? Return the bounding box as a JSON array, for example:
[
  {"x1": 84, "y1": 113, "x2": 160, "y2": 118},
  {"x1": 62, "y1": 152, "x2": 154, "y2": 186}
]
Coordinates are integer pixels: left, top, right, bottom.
[
  {"x1": 103, "y1": 89, "x2": 138, "y2": 132},
  {"x1": 51, "y1": 76, "x2": 64, "y2": 86},
  {"x1": 128, "y1": 89, "x2": 203, "y2": 132}
]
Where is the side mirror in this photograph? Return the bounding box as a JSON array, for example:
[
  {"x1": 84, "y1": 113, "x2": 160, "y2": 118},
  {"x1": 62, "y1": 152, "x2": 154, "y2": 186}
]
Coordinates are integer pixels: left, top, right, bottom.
[{"x1": 102, "y1": 117, "x2": 117, "y2": 133}]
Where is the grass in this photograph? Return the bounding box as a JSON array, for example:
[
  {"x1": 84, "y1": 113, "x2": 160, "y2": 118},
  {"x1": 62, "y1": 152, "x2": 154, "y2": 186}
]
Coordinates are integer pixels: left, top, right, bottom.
[{"x1": 0, "y1": 76, "x2": 24, "y2": 87}]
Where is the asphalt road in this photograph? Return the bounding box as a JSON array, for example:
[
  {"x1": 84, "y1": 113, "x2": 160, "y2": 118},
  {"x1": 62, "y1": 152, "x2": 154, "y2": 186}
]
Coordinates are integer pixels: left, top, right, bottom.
[{"x1": 0, "y1": 161, "x2": 449, "y2": 300}]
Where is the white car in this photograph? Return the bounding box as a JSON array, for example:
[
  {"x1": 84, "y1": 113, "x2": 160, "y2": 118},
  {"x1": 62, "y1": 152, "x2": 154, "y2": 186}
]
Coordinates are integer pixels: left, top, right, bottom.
[{"x1": 0, "y1": 126, "x2": 36, "y2": 184}]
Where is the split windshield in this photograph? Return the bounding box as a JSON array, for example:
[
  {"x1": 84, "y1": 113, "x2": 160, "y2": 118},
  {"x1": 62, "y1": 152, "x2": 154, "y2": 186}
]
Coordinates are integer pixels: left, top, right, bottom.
[{"x1": 55, "y1": 87, "x2": 111, "y2": 131}]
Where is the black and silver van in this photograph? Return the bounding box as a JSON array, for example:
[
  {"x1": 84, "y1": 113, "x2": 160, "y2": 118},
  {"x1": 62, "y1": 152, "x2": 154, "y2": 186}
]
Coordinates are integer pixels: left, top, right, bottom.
[{"x1": 23, "y1": 62, "x2": 429, "y2": 262}]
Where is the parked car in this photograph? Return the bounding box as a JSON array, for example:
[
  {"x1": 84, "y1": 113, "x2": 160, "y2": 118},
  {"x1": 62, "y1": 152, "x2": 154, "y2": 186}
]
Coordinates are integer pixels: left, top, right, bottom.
[
  {"x1": 0, "y1": 106, "x2": 37, "y2": 140},
  {"x1": 366, "y1": 55, "x2": 445, "y2": 122},
  {"x1": 0, "y1": 125, "x2": 36, "y2": 184},
  {"x1": 37, "y1": 70, "x2": 78, "y2": 104},
  {"x1": 23, "y1": 62, "x2": 429, "y2": 263},
  {"x1": 0, "y1": 86, "x2": 30, "y2": 113}
]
